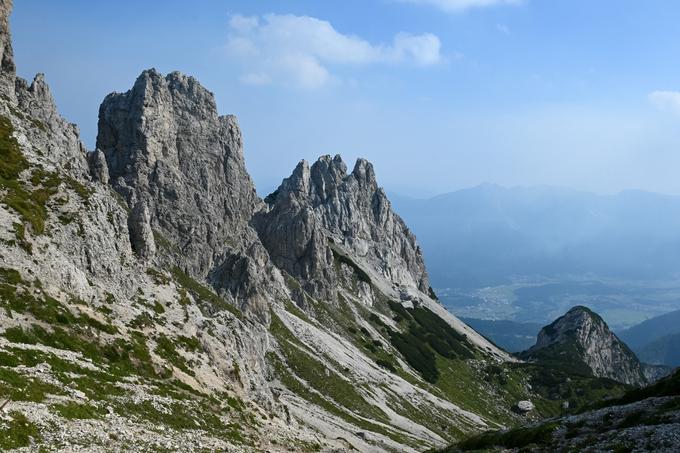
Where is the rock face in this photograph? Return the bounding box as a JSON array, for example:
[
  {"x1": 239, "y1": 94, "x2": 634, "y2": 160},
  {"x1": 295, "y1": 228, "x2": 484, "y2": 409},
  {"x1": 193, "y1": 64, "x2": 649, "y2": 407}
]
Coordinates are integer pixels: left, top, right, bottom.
[
  {"x1": 97, "y1": 69, "x2": 277, "y2": 317},
  {"x1": 87, "y1": 149, "x2": 110, "y2": 184},
  {"x1": 255, "y1": 155, "x2": 430, "y2": 301},
  {"x1": 0, "y1": 0, "x2": 14, "y2": 99},
  {"x1": 128, "y1": 202, "x2": 156, "y2": 260},
  {"x1": 521, "y1": 306, "x2": 647, "y2": 386}
]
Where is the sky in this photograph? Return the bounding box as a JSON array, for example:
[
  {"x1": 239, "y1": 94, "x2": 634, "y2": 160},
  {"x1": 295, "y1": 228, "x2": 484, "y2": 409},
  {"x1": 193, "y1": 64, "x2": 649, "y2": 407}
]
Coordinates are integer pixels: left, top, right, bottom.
[{"x1": 10, "y1": 0, "x2": 680, "y2": 197}]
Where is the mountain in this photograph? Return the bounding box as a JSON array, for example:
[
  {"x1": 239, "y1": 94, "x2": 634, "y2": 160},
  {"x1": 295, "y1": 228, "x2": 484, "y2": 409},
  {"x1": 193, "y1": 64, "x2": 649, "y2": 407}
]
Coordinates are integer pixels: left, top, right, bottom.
[
  {"x1": 460, "y1": 318, "x2": 541, "y2": 353},
  {"x1": 636, "y1": 333, "x2": 680, "y2": 367},
  {"x1": 253, "y1": 155, "x2": 432, "y2": 303},
  {"x1": 391, "y1": 184, "x2": 680, "y2": 289},
  {"x1": 0, "y1": 3, "x2": 628, "y2": 451},
  {"x1": 434, "y1": 367, "x2": 680, "y2": 452},
  {"x1": 520, "y1": 306, "x2": 649, "y2": 386},
  {"x1": 619, "y1": 309, "x2": 680, "y2": 351},
  {"x1": 618, "y1": 309, "x2": 680, "y2": 367}
]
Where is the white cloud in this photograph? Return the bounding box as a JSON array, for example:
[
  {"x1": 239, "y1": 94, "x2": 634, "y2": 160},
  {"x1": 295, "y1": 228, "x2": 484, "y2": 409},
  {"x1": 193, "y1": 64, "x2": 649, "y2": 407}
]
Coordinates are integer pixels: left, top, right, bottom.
[
  {"x1": 392, "y1": 33, "x2": 442, "y2": 66},
  {"x1": 229, "y1": 14, "x2": 259, "y2": 33},
  {"x1": 649, "y1": 91, "x2": 680, "y2": 115},
  {"x1": 224, "y1": 14, "x2": 442, "y2": 89},
  {"x1": 239, "y1": 72, "x2": 272, "y2": 86},
  {"x1": 400, "y1": 0, "x2": 523, "y2": 13}
]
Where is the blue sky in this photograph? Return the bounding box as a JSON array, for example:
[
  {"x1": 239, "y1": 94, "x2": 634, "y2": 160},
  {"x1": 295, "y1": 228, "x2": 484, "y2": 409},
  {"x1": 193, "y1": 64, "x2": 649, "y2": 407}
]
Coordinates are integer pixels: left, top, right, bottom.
[{"x1": 11, "y1": 0, "x2": 680, "y2": 196}]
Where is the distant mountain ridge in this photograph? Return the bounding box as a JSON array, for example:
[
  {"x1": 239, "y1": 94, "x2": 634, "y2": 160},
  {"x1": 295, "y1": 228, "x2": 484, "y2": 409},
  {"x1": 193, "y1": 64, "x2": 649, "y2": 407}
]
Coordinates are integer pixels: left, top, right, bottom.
[
  {"x1": 618, "y1": 309, "x2": 680, "y2": 367},
  {"x1": 391, "y1": 184, "x2": 680, "y2": 288},
  {"x1": 637, "y1": 333, "x2": 680, "y2": 367},
  {"x1": 619, "y1": 309, "x2": 680, "y2": 348}
]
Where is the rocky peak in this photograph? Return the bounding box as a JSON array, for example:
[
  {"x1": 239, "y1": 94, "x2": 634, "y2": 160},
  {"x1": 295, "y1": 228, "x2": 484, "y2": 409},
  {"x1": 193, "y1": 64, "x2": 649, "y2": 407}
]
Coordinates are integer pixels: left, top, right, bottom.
[
  {"x1": 352, "y1": 157, "x2": 378, "y2": 188},
  {"x1": 256, "y1": 154, "x2": 430, "y2": 301},
  {"x1": 0, "y1": 0, "x2": 15, "y2": 99},
  {"x1": 0, "y1": 0, "x2": 87, "y2": 176},
  {"x1": 534, "y1": 306, "x2": 603, "y2": 349},
  {"x1": 522, "y1": 306, "x2": 647, "y2": 386},
  {"x1": 97, "y1": 68, "x2": 275, "y2": 318}
]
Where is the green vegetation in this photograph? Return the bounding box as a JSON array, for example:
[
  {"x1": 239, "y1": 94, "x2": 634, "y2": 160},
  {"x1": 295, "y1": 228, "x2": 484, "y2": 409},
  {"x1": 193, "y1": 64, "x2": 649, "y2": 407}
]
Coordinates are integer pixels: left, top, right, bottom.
[
  {"x1": 64, "y1": 175, "x2": 92, "y2": 203},
  {"x1": 0, "y1": 411, "x2": 41, "y2": 450},
  {"x1": 389, "y1": 329, "x2": 439, "y2": 383},
  {"x1": 154, "y1": 334, "x2": 194, "y2": 376},
  {"x1": 330, "y1": 246, "x2": 371, "y2": 284},
  {"x1": 0, "y1": 366, "x2": 63, "y2": 402},
  {"x1": 282, "y1": 298, "x2": 312, "y2": 324},
  {"x1": 13, "y1": 221, "x2": 31, "y2": 253},
  {"x1": 153, "y1": 229, "x2": 179, "y2": 252},
  {"x1": 0, "y1": 265, "x2": 256, "y2": 448},
  {"x1": 520, "y1": 341, "x2": 593, "y2": 377},
  {"x1": 3, "y1": 324, "x2": 160, "y2": 379},
  {"x1": 308, "y1": 292, "x2": 356, "y2": 337},
  {"x1": 51, "y1": 402, "x2": 105, "y2": 420},
  {"x1": 270, "y1": 313, "x2": 386, "y2": 421},
  {"x1": 129, "y1": 312, "x2": 154, "y2": 329},
  {"x1": 0, "y1": 116, "x2": 51, "y2": 235},
  {"x1": 0, "y1": 114, "x2": 93, "y2": 239},
  {"x1": 146, "y1": 268, "x2": 170, "y2": 285},
  {"x1": 114, "y1": 399, "x2": 246, "y2": 444},
  {"x1": 445, "y1": 422, "x2": 559, "y2": 451},
  {"x1": 267, "y1": 312, "x2": 423, "y2": 446},
  {"x1": 0, "y1": 115, "x2": 28, "y2": 181},
  {"x1": 583, "y1": 368, "x2": 680, "y2": 412},
  {"x1": 152, "y1": 300, "x2": 166, "y2": 315},
  {"x1": 370, "y1": 300, "x2": 475, "y2": 383},
  {"x1": 520, "y1": 363, "x2": 626, "y2": 412},
  {"x1": 177, "y1": 335, "x2": 201, "y2": 352},
  {"x1": 0, "y1": 116, "x2": 60, "y2": 235},
  {"x1": 0, "y1": 336, "x2": 250, "y2": 446},
  {"x1": 0, "y1": 268, "x2": 119, "y2": 336},
  {"x1": 170, "y1": 266, "x2": 242, "y2": 319},
  {"x1": 268, "y1": 351, "x2": 411, "y2": 446}
]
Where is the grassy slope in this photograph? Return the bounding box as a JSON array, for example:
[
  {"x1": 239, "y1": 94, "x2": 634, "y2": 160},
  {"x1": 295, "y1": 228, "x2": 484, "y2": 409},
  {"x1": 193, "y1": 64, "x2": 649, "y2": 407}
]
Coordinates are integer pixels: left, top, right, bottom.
[{"x1": 270, "y1": 252, "x2": 629, "y2": 450}]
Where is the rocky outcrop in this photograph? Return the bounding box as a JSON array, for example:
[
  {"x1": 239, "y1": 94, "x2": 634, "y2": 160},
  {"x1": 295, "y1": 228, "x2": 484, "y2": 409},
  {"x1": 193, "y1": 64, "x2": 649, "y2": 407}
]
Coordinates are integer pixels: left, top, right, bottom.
[
  {"x1": 521, "y1": 306, "x2": 647, "y2": 386},
  {"x1": 0, "y1": 0, "x2": 14, "y2": 99},
  {"x1": 255, "y1": 154, "x2": 431, "y2": 301},
  {"x1": 14, "y1": 73, "x2": 89, "y2": 176},
  {"x1": 87, "y1": 149, "x2": 110, "y2": 184},
  {"x1": 97, "y1": 69, "x2": 278, "y2": 318},
  {"x1": 128, "y1": 202, "x2": 156, "y2": 260}
]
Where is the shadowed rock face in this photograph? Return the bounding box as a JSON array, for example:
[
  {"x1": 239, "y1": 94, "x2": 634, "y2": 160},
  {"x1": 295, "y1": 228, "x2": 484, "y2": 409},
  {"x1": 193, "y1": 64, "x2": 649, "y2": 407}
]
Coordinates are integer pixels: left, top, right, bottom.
[
  {"x1": 255, "y1": 154, "x2": 431, "y2": 301},
  {"x1": 97, "y1": 69, "x2": 276, "y2": 319},
  {"x1": 522, "y1": 306, "x2": 648, "y2": 386}
]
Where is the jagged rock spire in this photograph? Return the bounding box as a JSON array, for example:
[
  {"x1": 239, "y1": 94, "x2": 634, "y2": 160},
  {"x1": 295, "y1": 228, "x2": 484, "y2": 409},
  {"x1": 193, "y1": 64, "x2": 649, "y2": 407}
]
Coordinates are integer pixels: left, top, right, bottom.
[
  {"x1": 0, "y1": 0, "x2": 15, "y2": 100},
  {"x1": 97, "y1": 68, "x2": 276, "y2": 319},
  {"x1": 256, "y1": 154, "x2": 431, "y2": 301}
]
